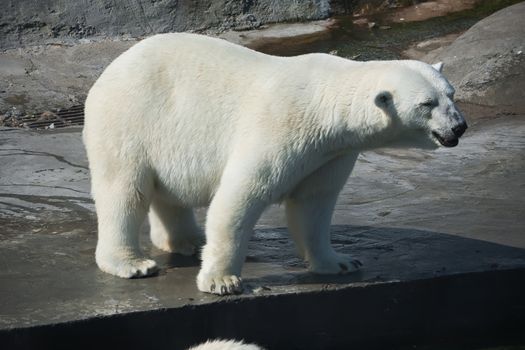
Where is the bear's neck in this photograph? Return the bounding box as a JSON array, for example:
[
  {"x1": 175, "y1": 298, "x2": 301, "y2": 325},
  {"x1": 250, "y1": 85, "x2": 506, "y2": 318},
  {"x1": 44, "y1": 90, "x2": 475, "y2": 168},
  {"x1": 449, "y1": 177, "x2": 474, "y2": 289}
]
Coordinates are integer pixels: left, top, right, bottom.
[{"x1": 302, "y1": 64, "x2": 397, "y2": 153}]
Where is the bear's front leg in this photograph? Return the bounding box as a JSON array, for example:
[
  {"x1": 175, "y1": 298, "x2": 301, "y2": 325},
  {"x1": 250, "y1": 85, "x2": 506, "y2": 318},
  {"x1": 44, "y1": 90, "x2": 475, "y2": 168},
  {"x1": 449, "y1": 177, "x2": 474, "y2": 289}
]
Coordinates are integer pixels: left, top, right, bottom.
[
  {"x1": 197, "y1": 177, "x2": 266, "y2": 295},
  {"x1": 286, "y1": 153, "x2": 362, "y2": 274}
]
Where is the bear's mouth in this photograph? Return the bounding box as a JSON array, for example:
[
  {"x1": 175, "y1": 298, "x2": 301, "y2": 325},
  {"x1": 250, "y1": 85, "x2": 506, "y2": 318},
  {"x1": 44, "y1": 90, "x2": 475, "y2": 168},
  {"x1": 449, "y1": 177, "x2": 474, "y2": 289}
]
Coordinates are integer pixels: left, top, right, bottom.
[{"x1": 432, "y1": 131, "x2": 458, "y2": 147}]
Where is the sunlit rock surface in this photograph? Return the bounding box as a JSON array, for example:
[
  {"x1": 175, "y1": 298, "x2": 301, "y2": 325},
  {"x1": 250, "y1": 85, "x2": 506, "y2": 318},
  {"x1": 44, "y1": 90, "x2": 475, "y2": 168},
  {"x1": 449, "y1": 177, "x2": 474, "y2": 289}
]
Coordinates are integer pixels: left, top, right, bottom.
[{"x1": 424, "y1": 2, "x2": 525, "y2": 112}]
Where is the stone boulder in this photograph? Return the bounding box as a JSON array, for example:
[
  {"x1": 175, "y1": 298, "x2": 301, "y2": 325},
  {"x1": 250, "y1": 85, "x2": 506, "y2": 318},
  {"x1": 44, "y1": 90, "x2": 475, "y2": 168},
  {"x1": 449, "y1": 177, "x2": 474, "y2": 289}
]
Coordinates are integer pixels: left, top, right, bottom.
[
  {"x1": 0, "y1": 0, "x2": 330, "y2": 50},
  {"x1": 424, "y1": 2, "x2": 525, "y2": 113}
]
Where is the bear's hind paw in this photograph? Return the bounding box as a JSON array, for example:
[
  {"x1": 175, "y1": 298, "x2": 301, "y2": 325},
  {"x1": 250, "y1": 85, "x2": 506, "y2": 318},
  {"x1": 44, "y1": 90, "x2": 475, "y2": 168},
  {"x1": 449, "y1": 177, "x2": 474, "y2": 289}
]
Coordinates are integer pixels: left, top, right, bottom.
[
  {"x1": 309, "y1": 254, "x2": 363, "y2": 275},
  {"x1": 152, "y1": 234, "x2": 205, "y2": 256},
  {"x1": 97, "y1": 255, "x2": 159, "y2": 278}
]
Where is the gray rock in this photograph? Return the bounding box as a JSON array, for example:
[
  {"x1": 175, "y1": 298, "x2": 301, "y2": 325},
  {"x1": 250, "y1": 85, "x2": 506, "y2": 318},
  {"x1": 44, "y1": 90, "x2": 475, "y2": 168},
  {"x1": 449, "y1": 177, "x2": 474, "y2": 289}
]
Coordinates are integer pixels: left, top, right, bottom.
[
  {"x1": 0, "y1": 0, "x2": 331, "y2": 49},
  {"x1": 425, "y1": 2, "x2": 525, "y2": 113},
  {"x1": 0, "y1": 18, "x2": 334, "y2": 114},
  {"x1": 11, "y1": 108, "x2": 24, "y2": 118},
  {"x1": 0, "y1": 39, "x2": 136, "y2": 113}
]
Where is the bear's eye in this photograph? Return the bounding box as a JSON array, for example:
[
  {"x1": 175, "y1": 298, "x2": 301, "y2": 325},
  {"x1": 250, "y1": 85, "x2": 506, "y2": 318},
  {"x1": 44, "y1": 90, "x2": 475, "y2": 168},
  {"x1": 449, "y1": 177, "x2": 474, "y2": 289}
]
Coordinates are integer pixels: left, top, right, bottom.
[{"x1": 420, "y1": 100, "x2": 436, "y2": 108}]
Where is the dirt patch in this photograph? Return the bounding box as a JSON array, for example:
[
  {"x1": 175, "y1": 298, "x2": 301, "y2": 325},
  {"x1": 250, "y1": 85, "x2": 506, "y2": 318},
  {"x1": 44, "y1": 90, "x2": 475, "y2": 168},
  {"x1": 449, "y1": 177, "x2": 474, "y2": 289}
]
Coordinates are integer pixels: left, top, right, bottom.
[
  {"x1": 219, "y1": 19, "x2": 335, "y2": 48},
  {"x1": 386, "y1": 0, "x2": 481, "y2": 23},
  {"x1": 402, "y1": 32, "x2": 463, "y2": 60}
]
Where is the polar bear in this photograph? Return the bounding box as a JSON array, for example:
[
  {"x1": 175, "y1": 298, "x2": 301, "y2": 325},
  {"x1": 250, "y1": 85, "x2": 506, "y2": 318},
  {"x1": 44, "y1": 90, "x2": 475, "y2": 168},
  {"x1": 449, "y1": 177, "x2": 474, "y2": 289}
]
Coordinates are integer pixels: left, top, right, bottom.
[
  {"x1": 83, "y1": 33, "x2": 467, "y2": 295},
  {"x1": 188, "y1": 339, "x2": 264, "y2": 350}
]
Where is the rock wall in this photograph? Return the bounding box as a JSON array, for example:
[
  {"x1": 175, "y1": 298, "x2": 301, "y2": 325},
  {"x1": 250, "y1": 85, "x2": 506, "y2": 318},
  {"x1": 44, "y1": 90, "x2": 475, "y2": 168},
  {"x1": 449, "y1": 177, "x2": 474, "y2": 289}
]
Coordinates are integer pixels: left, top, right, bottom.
[
  {"x1": 425, "y1": 1, "x2": 525, "y2": 113},
  {"x1": 0, "y1": 0, "x2": 331, "y2": 49}
]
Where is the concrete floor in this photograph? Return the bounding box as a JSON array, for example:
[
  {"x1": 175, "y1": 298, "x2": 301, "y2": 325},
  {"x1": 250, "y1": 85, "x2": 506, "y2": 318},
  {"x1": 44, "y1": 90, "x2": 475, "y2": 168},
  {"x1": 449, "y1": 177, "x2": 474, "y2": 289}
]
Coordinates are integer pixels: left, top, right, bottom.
[{"x1": 0, "y1": 105, "x2": 524, "y2": 348}]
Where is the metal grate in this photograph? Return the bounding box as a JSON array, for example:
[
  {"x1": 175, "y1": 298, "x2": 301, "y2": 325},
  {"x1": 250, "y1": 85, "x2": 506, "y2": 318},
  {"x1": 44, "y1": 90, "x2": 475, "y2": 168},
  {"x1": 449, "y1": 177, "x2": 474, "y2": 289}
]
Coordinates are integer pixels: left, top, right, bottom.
[{"x1": 17, "y1": 105, "x2": 85, "y2": 129}]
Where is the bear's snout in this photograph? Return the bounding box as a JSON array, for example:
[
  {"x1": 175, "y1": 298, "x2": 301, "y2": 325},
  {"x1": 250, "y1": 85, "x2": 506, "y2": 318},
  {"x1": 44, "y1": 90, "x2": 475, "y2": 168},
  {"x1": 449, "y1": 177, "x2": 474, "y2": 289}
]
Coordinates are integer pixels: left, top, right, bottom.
[
  {"x1": 452, "y1": 122, "x2": 468, "y2": 138},
  {"x1": 431, "y1": 111, "x2": 467, "y2": 148}
]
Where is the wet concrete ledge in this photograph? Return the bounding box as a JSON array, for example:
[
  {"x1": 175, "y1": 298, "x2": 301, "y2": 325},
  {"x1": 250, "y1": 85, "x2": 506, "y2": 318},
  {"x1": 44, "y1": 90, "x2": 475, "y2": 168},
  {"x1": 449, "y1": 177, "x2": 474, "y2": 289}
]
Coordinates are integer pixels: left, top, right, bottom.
[
  {"x1": 1, "y1": 269, "x2": 524, "y2": 350},
  {"x1": 1, "y1": 225, "x2": 525, "y2": 350}
]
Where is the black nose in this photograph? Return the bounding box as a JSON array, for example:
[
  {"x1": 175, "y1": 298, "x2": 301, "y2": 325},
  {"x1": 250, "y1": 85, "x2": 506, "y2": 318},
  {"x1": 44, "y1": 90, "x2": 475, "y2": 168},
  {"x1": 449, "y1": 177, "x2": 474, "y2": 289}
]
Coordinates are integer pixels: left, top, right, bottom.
[{"x1": 452, "y1": 122, "x2": 468, "y2": 137}]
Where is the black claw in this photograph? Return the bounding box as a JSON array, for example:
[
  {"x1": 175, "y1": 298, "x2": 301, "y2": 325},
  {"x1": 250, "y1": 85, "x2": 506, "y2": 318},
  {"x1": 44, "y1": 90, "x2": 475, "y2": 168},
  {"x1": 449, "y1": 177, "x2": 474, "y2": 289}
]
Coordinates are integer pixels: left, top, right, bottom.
[
  {"x1": 220, "y1": 285, "x2": 227, "y2": 295},
  {"x1": 233, "y1": 280, "x2": 243, "y2": 293},
  {"x1": 354, "y1": 259, "x2": 363, "y2": 267},
  {"x1": 210, "y1": 283, "x2": 215, "y2": 292},
  {"x1": 339, "y1": 263, "x2": 348, "y2": 271},
  {"x1": 147, "y1": 266, "x2": 160, "y2": 276}
]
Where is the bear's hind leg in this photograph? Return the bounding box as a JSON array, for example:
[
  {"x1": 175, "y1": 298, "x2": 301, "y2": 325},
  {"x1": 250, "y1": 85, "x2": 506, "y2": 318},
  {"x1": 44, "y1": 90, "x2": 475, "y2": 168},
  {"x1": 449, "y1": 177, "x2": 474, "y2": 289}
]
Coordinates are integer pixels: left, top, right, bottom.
[
  {"x1": 286, "y1": 153, "x2": 362, "y2": 275},
  {"x1": 93, "y1": 173, "x2": 158, "y2": 278},
  {"x1": 286, "y1": 195, "x2": 362, "y2": 274},
  {"x1": 149, "y1": 196, "x2": 204, "y2": 255}
]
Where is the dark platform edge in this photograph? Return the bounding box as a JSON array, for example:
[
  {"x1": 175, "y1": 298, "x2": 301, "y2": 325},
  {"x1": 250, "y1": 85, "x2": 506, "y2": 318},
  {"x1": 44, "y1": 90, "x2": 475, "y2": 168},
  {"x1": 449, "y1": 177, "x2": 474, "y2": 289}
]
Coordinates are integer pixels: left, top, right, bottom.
[{"x1": 2, "y1": 267, "x2": 524, "y2": 350}]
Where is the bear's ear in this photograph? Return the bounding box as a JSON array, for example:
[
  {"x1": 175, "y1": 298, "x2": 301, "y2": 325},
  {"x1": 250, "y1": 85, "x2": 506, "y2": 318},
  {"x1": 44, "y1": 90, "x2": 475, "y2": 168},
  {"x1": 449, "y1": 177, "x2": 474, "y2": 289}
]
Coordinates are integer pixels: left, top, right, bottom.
[
  {"x1": 374, "y1": 91, "x2": 393, "y2": 111},
  {"x1": 432, "y1": 62, "x2": 444, "y2": 72}
]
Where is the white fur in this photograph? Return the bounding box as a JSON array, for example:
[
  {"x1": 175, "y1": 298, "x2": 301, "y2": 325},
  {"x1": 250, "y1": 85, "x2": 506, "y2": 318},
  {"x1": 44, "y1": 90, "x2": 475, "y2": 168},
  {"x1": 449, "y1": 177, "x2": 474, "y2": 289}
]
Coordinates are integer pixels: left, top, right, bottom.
[
  {"x1": 83, "y1": 33, "x2": 466, "y2": 294},
  {"x1": 188, "y1": 339, "x2": 264, "y2": 350}
]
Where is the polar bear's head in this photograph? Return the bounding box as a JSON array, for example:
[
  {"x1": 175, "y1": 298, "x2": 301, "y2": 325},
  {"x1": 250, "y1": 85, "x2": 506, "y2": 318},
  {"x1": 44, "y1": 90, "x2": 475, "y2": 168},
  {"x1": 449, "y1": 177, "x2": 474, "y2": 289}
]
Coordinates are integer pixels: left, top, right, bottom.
[{"x1": 373, "y1": 61, "x2": 467, "y2": 149}]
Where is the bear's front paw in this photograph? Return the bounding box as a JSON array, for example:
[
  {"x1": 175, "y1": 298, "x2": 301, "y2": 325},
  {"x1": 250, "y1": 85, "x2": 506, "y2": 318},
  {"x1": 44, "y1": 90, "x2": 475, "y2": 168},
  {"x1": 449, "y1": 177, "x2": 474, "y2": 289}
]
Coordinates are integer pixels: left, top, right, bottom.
[
  {"x1": 97, "y1": 254, "x2": 159, "y2": 278},
  {"x1": 308, "y1": 253, "x2": 362, "y2": 275},
  {"x1": 197, "y1": 272, "x2": 243, "y2": 295}
]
